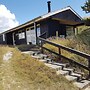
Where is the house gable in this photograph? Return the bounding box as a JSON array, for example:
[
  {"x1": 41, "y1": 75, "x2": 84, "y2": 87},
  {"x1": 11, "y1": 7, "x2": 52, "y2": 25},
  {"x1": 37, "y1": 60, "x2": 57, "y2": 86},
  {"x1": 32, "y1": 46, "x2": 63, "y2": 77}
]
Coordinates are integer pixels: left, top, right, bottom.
[{"x1": 51, "y1": 9, "x2": 83, "y2": 25}]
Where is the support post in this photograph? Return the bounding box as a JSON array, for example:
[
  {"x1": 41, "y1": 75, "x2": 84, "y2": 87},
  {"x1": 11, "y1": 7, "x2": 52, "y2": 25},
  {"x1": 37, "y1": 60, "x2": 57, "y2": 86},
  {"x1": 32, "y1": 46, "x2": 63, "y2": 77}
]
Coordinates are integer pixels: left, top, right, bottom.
[
  {"x1": 75, "y1": 27, "x2": 78, "y2": 35},
  {"x1": 34, "y1": 22, "x2": 37, "y2": 45},
  {"x1": 25, "y1": 30, "x2": 27, "y2": 45},
  {"x1": 12, "y1": 32, "x2": 15, "y2": 46}
]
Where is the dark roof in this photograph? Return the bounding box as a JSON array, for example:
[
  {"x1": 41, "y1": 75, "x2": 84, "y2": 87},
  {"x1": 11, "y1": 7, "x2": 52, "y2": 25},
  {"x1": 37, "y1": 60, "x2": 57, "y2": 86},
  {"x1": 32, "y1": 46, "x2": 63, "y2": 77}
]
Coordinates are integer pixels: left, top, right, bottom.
[{"x1": 0, "y1": 6, "x2": 83, "y2": 34}]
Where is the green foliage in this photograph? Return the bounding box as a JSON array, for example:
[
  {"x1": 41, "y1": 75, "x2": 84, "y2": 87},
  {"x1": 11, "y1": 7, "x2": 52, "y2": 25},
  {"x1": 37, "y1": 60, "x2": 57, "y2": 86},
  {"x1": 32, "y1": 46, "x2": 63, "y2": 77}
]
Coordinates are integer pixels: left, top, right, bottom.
[
  {"x1": 81, "y1": 0, "x2": 90, "y2": 13},
  {"x1": 77, "y1": 25, "x2": 90, "y2": 33},
  {"x1": 83, "y1": 17, "x2": 90, "y2": 26},
  {"x1": 77, "y1": 28, "x2": 90, "y2": 46}
]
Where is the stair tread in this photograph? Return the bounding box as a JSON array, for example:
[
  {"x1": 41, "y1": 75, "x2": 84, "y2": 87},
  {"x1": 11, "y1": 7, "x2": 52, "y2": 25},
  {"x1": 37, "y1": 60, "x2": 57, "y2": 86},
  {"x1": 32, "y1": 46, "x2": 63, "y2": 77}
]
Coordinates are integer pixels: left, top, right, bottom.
[
  {"x1": 65, "y1": 75, "x2": 78, "y2": 81},
  {"x1": 49, "y1": 62, "x2": 67, "y2": 67},
  {"x1": 31, "y1": 55, "x2": 41, "y2": 59},
  {"x1": 22, "y1": 51, "x2": 35, "y2": 55},
  {"x1": 38, "y1": 59, "x2": 47, "y2": 62},
  {"x1": 56, "y1": 70, "x2": 69, "y2": 75},
  {"x1": 71, "y1": 72, "x2": 82, "y2": 77},
  {"x1": 73, "y1": 80, "x2": 90, "y2": 89},
  {"x1": 38, "y1": 54, "x2": 47, "y2": 57},
  {"x1": 45, "y1": 63, "x2": 62, "y2": 70},
  {"x1": 85, "y1": 86, "x2": 90, "y2": 90},
  {"x1": 63, "y1": 68, "x2": 74, "y2": 71}
]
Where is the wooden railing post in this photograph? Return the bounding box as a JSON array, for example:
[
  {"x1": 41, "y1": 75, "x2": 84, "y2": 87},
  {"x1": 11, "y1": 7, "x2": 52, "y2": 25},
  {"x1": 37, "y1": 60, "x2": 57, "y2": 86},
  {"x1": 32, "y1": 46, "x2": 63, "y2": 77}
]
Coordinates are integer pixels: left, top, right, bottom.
[
  {"x1": 58, "y1": 47, "x2": 61, "y2": 62},
  {"x1": 88, "y1": 58, "x2": 90, "y2": 79},
  {"x1": 37, "y1": 37, "x2": 90, "y2": 80},
  {"x1": 41, "y1": 40, "x2": 43, "y2": 53}
]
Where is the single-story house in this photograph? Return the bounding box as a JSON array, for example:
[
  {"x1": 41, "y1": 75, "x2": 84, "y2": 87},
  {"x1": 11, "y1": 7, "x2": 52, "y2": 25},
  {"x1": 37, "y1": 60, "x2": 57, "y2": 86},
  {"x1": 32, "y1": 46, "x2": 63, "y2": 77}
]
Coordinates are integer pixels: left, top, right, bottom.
[{"x1": 0, "y1": 3, "x2": 84, "y2": 45}]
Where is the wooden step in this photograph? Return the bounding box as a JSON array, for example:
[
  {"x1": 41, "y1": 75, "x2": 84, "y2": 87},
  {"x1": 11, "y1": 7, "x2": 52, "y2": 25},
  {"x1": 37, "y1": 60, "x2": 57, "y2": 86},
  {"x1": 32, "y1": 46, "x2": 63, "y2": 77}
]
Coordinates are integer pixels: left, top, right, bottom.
[
  {"x1": 73, "y1": 80, "x2": 90, "y2": 89},
  {"x1": 38, "y1": 54, "x2": 48, "y2": 59},
  {"x1": 45, "y1": 58, "x2": 52, "y2": 63},
  {"x1": 22, "y1": 51, "x2": 35, "y2": 55},
  {"x1": 85, "y1": 86, "x2": 90, "y2": 90},
  {"x1": 71, "y1": 72, "x2": 82, "y2": 77},
  {"x1": 49, "y1": 62, "x2": 67, "y2": 69},
  {"x1": 32, "y1": 51, "x2": 41, "y2": 55},
  {"x1": 45, "y1": 63, "x2": 62, "y2": 71},
  {"x1": 65, "y1": 75, "x2": 78, "y2": 82},
  {"x1": 63, "y1": 68, "x2": 74, "y2": 74},
  {"x1": 38, "y1": 58, "x2": 52, "y2": 63},
  {"x1": 56, "y1": 70, "x2": 69, "y2": 76},
  {"x1": 31, "y1": 55, "x2": 42, "y2": 59},
  {"x1": 38, "y1": 59, "x2": 48, "y2": 63}
]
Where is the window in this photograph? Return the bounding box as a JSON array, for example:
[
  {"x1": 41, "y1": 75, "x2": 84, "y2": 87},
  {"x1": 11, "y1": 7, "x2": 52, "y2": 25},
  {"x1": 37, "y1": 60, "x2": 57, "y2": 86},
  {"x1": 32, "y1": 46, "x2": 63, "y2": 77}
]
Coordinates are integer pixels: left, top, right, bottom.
[
  {"x1": 3, "y1": 34, "x2": 5, "y2": 41},
  {"x1": 19, "y1": 32, "x2": 25, "y2": 39}
]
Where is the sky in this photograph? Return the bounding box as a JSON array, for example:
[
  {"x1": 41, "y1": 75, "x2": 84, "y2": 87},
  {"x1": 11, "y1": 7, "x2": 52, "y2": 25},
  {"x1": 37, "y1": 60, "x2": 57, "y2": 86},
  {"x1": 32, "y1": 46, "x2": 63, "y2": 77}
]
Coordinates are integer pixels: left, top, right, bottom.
[{"x1": 0, "y1": 0, "x2": 90, "y2": 32}]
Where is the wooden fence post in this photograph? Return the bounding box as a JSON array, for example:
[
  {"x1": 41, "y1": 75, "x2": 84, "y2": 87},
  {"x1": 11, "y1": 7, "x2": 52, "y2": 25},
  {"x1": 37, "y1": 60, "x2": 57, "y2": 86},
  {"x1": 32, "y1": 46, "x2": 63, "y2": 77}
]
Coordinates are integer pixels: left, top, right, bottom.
[
  {"x1": 88, "y1": 59, "x2": 90, "y2": 79},
  {"x1": 58, "y1": 47, "x2": 61, "y2": 62},
  {"x1": 41, "y1": 41, "x2": 43, "y2": 53}
]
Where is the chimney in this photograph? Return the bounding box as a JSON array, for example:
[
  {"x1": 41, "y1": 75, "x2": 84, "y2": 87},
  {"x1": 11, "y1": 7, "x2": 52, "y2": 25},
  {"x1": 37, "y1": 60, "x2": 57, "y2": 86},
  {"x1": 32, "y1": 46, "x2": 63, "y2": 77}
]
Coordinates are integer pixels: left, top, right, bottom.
[{"x1": 47, "y1": 1, "x2": 51, "y2": 13}]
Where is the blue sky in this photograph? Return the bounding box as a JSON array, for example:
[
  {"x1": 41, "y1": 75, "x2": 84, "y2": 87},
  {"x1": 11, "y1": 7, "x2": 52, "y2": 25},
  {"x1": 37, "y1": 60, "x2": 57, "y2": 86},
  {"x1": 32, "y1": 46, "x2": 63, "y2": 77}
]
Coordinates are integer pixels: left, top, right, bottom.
[{"x1": 0, "y1": 0, "x2": 90, "y2": 24}]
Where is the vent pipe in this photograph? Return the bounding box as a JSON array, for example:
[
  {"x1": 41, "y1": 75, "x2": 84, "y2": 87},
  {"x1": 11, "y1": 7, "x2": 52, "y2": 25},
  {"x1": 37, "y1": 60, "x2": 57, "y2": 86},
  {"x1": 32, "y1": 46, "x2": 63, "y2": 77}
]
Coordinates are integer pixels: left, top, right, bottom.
[{"x1": 47, "y1": 1, "x2": 51, "y2": 13}]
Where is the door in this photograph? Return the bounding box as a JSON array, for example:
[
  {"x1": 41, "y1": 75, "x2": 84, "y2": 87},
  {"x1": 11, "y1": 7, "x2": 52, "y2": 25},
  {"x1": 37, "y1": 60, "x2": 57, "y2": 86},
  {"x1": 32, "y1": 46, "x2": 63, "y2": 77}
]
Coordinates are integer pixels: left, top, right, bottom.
[
  {"x1": 26, "y1": 29, "x2": 36, "y2": 45},
  {"x1": 26, "y1": 27, "x2": 40, "y2": 45},
  {"x1": 30, "y1": 29, "x2": 36, "y2": 44}
]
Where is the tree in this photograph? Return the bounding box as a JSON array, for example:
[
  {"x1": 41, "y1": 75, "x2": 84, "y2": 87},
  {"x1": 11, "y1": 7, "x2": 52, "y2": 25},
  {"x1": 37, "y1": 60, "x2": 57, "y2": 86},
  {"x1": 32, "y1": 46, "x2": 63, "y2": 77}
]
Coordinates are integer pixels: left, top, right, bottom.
[{"x1": 81, "y1": 0, "x2": 90, "y2": 13}]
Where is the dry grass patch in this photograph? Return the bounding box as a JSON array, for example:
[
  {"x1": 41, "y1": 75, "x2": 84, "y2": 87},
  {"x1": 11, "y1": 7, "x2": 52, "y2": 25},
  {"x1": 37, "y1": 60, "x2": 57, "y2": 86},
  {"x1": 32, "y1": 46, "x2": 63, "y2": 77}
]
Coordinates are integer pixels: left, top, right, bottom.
[{"x1": 0, "y1": 46, "x2": 79, "y2": 90}]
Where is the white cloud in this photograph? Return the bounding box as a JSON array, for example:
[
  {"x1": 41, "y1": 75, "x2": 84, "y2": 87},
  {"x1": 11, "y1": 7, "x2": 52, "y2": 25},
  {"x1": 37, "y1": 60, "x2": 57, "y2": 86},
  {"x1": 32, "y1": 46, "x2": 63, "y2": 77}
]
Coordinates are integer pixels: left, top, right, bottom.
[{"x1": 0, "y1": 4, "x2": 19, "y2": 33}]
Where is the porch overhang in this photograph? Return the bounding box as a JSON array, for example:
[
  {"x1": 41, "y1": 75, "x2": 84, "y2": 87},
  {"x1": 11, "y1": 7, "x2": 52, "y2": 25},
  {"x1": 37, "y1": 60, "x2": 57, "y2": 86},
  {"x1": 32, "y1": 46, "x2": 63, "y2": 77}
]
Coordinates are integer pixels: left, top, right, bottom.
[{"x1": 52, "y1": 18, "x2": 84, "y2": 26}]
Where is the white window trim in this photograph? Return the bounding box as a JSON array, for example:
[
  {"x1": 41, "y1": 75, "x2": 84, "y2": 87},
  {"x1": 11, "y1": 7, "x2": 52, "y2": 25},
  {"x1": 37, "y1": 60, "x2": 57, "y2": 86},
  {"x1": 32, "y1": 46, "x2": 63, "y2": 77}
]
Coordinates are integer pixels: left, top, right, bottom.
[{"x1": 19, "y1": 32, "x2": 25, "y2": 39}]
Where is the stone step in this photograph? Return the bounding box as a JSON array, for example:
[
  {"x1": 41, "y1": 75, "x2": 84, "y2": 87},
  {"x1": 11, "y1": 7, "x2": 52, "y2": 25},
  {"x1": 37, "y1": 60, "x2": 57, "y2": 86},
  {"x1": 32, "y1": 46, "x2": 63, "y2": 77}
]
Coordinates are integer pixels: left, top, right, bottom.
[
  {"x1": 85, "y1": 86, "x2": 90, "y2": 90},
  {"x1": 71, "y1": 72, "x2": 82, "y2": 78},
  {"x1": 31, "y1": 55, "x2": 42, "y2": 59},
  {"x1": 38, "y1": 59, "x2": 48, "y2": 63},
  {"x1": 31, "y1": 54, "x2": 48, "y2": 59},
  {"x1": 45, "y1": 58, "x2": 52, "y2": 63},
  {"x1": 49, "y1": 62, "x2": 68, "y2": 69},
  {"x1": 22, "y1": 51, "x2": 35, "y2": 55},
  {"x1": 38, "y1": 54, "x2": 48, "y2": 59},
  {"x1": 56, "y1": 70, "x2": 69, "y2": 76},
  {"x1": 63, "y1": 68, "x2": 74, "y2": 74},
  {"x1": 38, "y1": 59, "x2": 52, "y2": 63},
  {"x1": 32, "y1": 51, "x2": 41, "y2": 55},
  {"x1": 29, "y1": 51, "x2": 36, "y2": 55},
  {"x1": 45, "y1": 63, "x2": 62, "y2": 71},
  {"x1": 73, "y1": 80, "x2": 90, "y2": 89},
  {"x1": 71, "y1": 72, "x2": 82, "y2": 81},
  {"x1": 65, "y1": 75, "x2": 78, "y2": 82}
]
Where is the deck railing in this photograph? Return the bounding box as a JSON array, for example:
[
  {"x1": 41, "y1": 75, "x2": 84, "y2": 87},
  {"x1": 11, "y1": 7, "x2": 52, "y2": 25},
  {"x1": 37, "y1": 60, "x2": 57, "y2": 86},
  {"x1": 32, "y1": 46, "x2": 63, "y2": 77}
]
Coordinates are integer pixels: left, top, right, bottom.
[{"x1": 37, "y1": 36, "x2": 90, "y2": 78}]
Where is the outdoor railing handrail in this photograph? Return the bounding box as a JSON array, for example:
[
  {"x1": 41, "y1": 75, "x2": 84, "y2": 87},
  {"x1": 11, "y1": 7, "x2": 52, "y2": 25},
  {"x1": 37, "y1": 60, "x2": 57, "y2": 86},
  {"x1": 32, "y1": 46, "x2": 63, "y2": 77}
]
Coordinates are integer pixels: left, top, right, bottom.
[
  {"x1": 38, "y1": 37, "x2": 90, "y2": 59},
  {"x1": 37, "y1": 36, "x2": 90, "y2": 78}
]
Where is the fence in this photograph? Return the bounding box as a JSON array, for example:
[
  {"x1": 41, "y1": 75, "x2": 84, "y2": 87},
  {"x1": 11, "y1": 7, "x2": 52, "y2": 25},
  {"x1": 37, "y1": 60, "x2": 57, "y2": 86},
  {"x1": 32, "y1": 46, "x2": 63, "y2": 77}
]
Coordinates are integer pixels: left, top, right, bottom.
[{"x1": 37, "y1": 36, "x2": 90, "y2": 78}]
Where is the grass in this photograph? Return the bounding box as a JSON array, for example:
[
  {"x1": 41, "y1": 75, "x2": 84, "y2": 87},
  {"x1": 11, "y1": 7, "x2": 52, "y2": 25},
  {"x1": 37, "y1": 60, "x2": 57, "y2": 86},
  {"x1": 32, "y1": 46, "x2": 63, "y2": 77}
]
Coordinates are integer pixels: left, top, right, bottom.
[
  {"x1": 43, "y1": 28, "x2": 90, "y2": 76},
  {"x1": 0, "y1": 46, "x2": 79, "y2": 90}
]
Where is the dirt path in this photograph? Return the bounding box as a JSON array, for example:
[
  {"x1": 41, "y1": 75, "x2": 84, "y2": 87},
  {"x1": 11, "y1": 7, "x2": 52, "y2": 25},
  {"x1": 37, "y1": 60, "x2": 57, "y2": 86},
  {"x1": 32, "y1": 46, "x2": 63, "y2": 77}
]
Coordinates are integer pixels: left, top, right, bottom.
[{"x1": 0, "y1": 52, "x2": 31, "y2": 90}]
